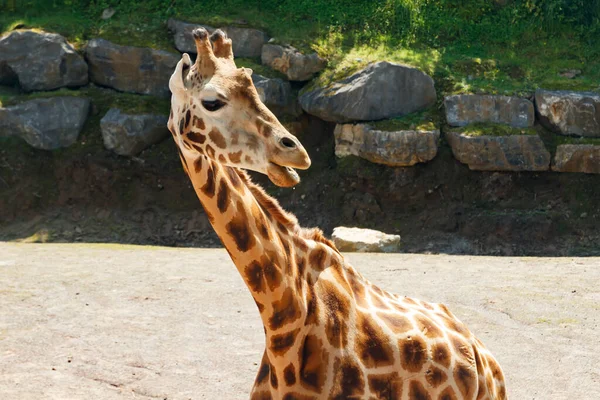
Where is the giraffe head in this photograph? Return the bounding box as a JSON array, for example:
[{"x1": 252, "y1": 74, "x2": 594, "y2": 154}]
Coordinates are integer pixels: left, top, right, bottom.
[{"x1": 168, "y1": 27, "x2": 310, "y2": 187}]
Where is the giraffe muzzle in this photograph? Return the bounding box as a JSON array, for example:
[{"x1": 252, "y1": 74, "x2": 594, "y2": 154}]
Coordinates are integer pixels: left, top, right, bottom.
[{"x1": 266, "y1": 137, "x2": 311, "y2": 187}]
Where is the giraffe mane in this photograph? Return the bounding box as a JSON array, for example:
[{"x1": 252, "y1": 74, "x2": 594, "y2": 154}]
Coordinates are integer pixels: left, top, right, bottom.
[{"x1": 233, "y1": 168, "x2": 340, "y2": 253}]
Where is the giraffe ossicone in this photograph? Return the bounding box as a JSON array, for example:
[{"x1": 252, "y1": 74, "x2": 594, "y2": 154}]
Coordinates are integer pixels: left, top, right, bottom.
[{"x1": 168, "y1": 27, "x2": 507, "y2": 400}]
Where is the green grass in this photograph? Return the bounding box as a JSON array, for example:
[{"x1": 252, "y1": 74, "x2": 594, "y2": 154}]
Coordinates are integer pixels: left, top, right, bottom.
[
  {"x1": 537, "y1": 127, "x2": 600, "y2": 156},
  {"x1": 1, "y1": 0, "x2": 599, "y2": 97},
  {"x1": 235, "y1": 58, "x2": 287, "y2": 80},
  {"x1": 450, "y1": 122, "x2": 537, "y2": 137},
  {"x1": 369, "y1": 109, "x2": 438, "y2": 132}
]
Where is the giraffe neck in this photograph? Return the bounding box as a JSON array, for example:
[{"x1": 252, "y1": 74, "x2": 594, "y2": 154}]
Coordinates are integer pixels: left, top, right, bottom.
[{"x1": 178, "y1": 149, "x2": 312, "y2": 342}]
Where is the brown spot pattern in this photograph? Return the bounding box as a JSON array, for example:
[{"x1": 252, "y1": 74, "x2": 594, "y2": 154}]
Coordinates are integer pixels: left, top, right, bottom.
[
  {"x1": 193, "y1": 115, "x2": 205, "y2": 130},
  {"x1": 454, "y1": 362, "x2": 477, "y2": 398},
  {"x1": 425, "y1": 366, "x2": 448, "y2": 388},
  {"x1": 414, "y1": 314, "x2": 444, "y2": 339},
  {"x1": 193, "y1": 156, "x2": 203, "y2": 173},
  {"x1": 319, "y1": 281, "x2": 349, "y2": 349},
  {"x1": 368, "y1": 372, "x2": 402, "y2": 399},
  {"x1": 348, "y1": 275, "x2": 369, "y2": 308},
  {"x1": 451, "y1": 336, "x2": 474, "y2": 363},
  {"x1": 269, "y1": 288, "x2": 301, "y2": 330},
  {"x1": 270, "y1": 364, "x2": 278, "y2": 389},
  {"x1": 292, "y1": 236, "x2": 309, "y2": 253},
  {"x1": 355, "y1": 313, "x2": 395, "y2": 368},
  {"x1": 399, "y1": 336, "x2": 427, "y2": 373},
  {"x1": 377, "y1": 312, "x2": 412, "y2": 333},
  {"x1": 208, "y1": 128, "x2": 227, "y2": 149},
  {"x1": 263, "y1": 259, "x2": 283, "y2": 292},
  {"x1": 251, "y1": 202, "x2": 271, "y2": 240},
  {"x1": 200, "y1": 164, "x2": 215, "y2": 197},
  {"x1": 304, "y1": 278, "x2": 319, "y2": 326},
  {"x1": 282, "y1": 393, "x2": 316, "y2": 400},
  {"x1": 370, "y1": 290, "x2": 389, "y2": 309},
  {"x1": 225, "y1": 201, "x2": 255, "y2": 252},
  {"x1": 308, "y1": 247, "x2": 327, "y2": 271},
  {"x1": 299, "y1": 334, "x2": 328, "y2": 392},
  {"x1": 409, "y1": 380, "x2": 432, "y2": 400},
  {"x1": 217, "y1": 178, "x2": 229, "y2": 213},
  {"x1": 244, "y1": 255, "x2": 282, "y2": 294},
  {"x1": 187, "y1": 131, "x2": 206, "y2": 144},
  {"x1": 438, "y1": 385, "x2": 458, "y2": 400},
  {"x1": 432, "y1": 343, "x2": 451, "y2": 368},
  {"x1": 184, "y1": 109, "x2": 191, "y2": 128},
  {"x1": 329, "y1": 357, "x2": 364, "y2": 399},
  {"x1": 283, "y1": 363, "x2": 296, "y2": 386},
  {"x1": 244, "y1": 261, "x2": 266, "y2": 294},
  {"x1": 227, "y1": 167, "x2": 243, "y2": 189},
  {"x1": 256, "y1": 354, "x2": 270, "y2": 384},
  {"x1": 228, "y1": 150, "x2": 242, "y2": 164}
]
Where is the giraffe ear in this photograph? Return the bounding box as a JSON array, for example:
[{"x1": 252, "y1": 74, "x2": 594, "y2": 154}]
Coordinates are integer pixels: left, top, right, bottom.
[{"x1": 169, "y1": 54, "x2": 192, "y2": 94}]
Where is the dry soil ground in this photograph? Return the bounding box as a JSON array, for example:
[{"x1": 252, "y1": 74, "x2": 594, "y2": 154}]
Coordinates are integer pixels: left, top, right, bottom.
[{"x1": 0, "y1": 243, "x2": 599, "y2": 399}]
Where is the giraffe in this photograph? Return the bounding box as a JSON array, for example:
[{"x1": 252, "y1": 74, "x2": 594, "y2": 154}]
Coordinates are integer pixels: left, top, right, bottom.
[{"x1": 167, "y1": 27, "x2": 507, "y2": 400}]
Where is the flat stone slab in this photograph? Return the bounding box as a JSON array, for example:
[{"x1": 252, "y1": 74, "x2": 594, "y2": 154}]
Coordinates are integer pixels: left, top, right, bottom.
[
  {"x1": 446, "y1": 131, "x2": 551, "y2": 171},
  {"x1": 0, "y1": 243, "x2": 598, "y2": 399},
  {"x1": 445, "y1": 95, "x2": 534, "y2": 128},
  {"x1": 261, "y1": 44, "x2": 326, "y2": 81},
  {"x1": 299, "y1": 61, "x2": 436, "y2": 123},
  {"x1": 100, "y1": 109, "x2": 169, "y2": 156},
  {"x1": 0, "y1": 97, "x2": 90, "y2": 150},
  {"x1": 552, "y1": 144, "x2": 600, "y2": 173},
  {"x1": 167, "y1": 18, "x2": 269, "y2": 58},
  {"x1": 535, "y1": 89, "x2": 600, "y2": 137},
  {"x1": 0, "y1": 30, "x2": 88, "y2": 91},
  {"x1": 332, "y1": 226, "x2": 401, "y2": 252},
  {"x1": 85, "y1": 39, "x2": 179, "y2": 98},
  {"x1": 334, "y1": 123, "x2": 439, "y2": 166}
]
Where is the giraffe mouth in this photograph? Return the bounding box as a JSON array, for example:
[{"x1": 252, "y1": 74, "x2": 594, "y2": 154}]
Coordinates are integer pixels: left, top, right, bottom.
[{"x1": 267, "y1": 162, "x2": 300, "y2": 187}]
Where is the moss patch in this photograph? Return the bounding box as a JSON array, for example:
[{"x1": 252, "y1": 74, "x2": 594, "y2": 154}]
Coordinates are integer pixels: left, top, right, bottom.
[
  {"x1": 451, "y1": 123, "x2": 537, "y2": 137},
  {"x1": 235, "y1": 58, "x2": 287, "y2": 80},
  {"x1": 369, "y1": 110, "x2": 438, "y2": 132}
]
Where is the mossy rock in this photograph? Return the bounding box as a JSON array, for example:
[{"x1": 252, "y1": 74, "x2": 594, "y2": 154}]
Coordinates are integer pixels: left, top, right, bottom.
[
  {"x1": 449, "y1": 122, "x2": 537, "y2": 137},
  {"x1": 369, "y1": 109, "x2": 438, "y2": 132}
]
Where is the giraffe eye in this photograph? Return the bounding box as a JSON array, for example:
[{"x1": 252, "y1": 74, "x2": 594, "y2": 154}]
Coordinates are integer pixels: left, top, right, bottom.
[{"x1": 201, "y1": 99, "x2": 226, "y2": 112}]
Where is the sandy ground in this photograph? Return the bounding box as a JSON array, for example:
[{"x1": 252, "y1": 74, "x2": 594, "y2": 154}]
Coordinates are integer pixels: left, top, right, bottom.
[{"x1": 0, "y1": 243, "x2": 598, "y2": 399}]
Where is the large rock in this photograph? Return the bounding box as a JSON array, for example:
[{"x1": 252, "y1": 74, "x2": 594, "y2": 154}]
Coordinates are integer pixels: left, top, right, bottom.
[
  {"x1": 535, "y1": 90, "x2": 600, "y2": 137},
  {"x1": 334, "y1": 123, "x2": 439, "y2": 166},
  {"x1": 100, "y1": 109, "x2": 169, "y2": 156},
  {"x1": 251, "y1": 74, "x2": 301, "y2": 117},
  {"x1": 446, "y1": 130, "x2": 550, "y2": 171},
  {"x1": 167, "y1": 18, "x2": 269, "y2": 58},
  {"x1": 552, "y1": 144, "x2": 600, "y2": 174},
  {"x1": 0, "y1": 97, "x2": 90, "y2": 150},
  {"x1": 261, "y1": 44, "x2": 326, "y2": 81},
  {"x1": 299, "y1": 62, "x2": 436, "y2": 123},
  {"x1": 445, "y1": 95, "x2": 534, "y2": 128},
  {"x1": 0, "y1": 30, "x2": 88, "y2": 91},
  {"x1": 332, "y1": 227, "x2": 401, "y2": 253},
  {"x1": 85, "y1": 39, "x2": 179, "y2": 97}
]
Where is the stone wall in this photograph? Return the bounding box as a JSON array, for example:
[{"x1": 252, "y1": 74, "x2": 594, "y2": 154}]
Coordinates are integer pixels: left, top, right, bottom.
[{"x1": 1, "y1": 24, "x2": 599, "y2": 173}]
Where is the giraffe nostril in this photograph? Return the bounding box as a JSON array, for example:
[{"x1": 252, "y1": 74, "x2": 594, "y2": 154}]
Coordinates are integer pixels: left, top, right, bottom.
[{"x1": 280, "y1": 137, "x2": 296, "y2": 149}]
